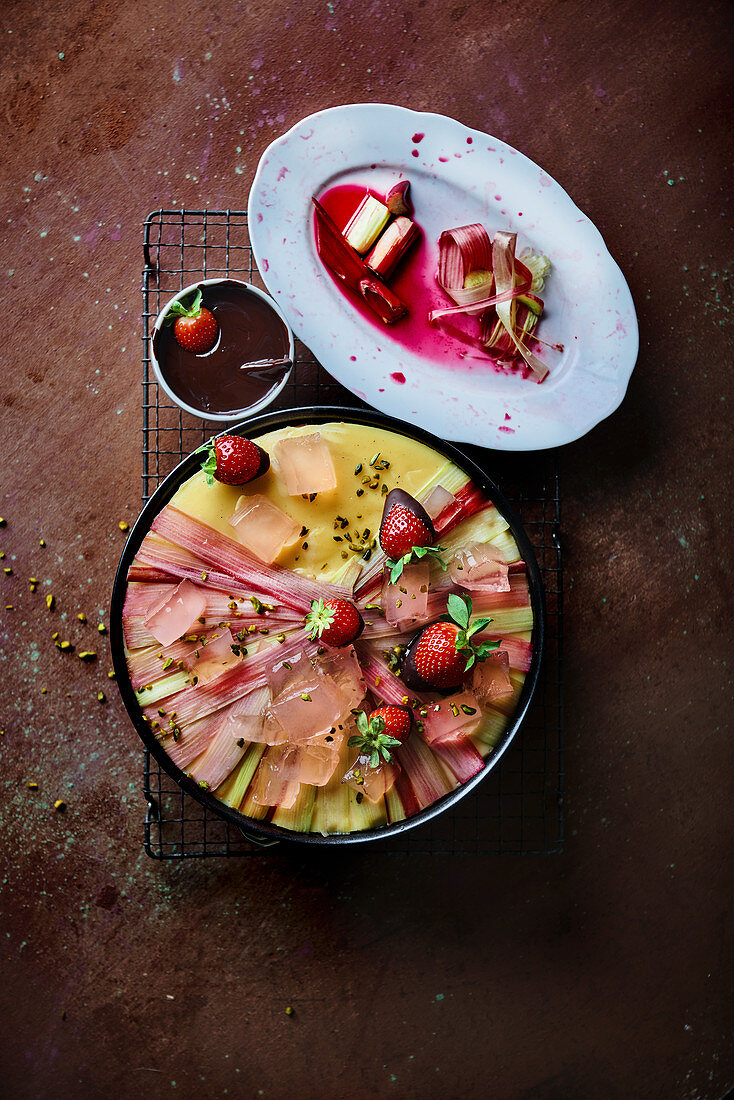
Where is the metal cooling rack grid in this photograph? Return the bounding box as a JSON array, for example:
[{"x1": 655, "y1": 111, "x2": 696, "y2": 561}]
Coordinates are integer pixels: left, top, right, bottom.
[{"x1": 140, "y1": 209, "x2": 564, "y2": 857}]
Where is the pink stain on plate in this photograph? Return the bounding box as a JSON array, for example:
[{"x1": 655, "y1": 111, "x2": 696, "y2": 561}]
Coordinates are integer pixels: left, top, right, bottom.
[
  {"x1": 390, "y1": 372, "x2": 406, "y2": 384},
  {"x1": 411, "y1": 149, "x2": 419, "y2": 158},
  {"x1": 439, "y1": 156, "x2": 449, "y2": 163},
  {"x1": 262, "y1": 258, "x2": 269, "y2": 271},
  {"x1": 412, "y1": 132, "x2": 424, "y2": 143},
  {"x1": 498, "y1": 425, "x2": 515, "y2": 433},
  {"x1": 349, "y1": 355, "x2": 356, "y2": 361},
  {"x1": 277, "y1": 166, "x2": 289, "y2": 182},
  {"x1": 504, "y1": 412, "x2": 512, "y2": 421},
  {"x1": 466, "y1": 136, "x2": 473, "y2": 144}
]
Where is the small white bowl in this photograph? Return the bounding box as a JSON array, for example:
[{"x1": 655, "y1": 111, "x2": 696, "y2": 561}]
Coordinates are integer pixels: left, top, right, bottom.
[{"x1": 149, "y1": 277, "x2": 295, "y2": 421}]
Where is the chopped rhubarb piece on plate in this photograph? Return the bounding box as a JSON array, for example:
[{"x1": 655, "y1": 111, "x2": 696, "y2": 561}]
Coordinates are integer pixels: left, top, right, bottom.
[
  {"x1": 228, "y1": 493, "x2": 301, "y2": 563},
  {"x1": 344, "y1": 193, "x2": 390, "y2": 254},
  {"x1": 421, "y1": 691, "x2": 482, "y2": 744},
  {"x1": 343, "y1": 753, "x2": 400, "y2": 802},
  {"x1": 449, "y1": 542, "x2": 510, "y2": 593},
  {"x1": 143, "y1": 578, "x2": 207, "y2": 646},
  {"x1": 382, "y1": 561, "x2": 430, "y2": 629},
  {"x1": 471, "y1": 648, "x2": 513, "y2": 700},
  {"x1": 272, "y1": 432, "x2": 337, "y2": 495}
]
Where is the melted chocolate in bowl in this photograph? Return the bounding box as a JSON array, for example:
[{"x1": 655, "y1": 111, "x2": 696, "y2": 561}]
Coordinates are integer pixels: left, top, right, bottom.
[{"x1": 153, "y1": 281, "x2": 291, "y2": 415}]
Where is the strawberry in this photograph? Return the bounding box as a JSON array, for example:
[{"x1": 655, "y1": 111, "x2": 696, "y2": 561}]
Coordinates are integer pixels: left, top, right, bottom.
[
  {"x1": 305, "y1": 597, "x2": 364, "y2": 648},
  {"x1": 200, "y1": 435, "x2": 270, "y2": 486},
  {"x1": 347, "y1": 706, "x2": 411, "y2": 767},
  {"x1": 165, "y1": 288, "x2": 219, "y2": 354},
  {"x1": 379, "y1": 488, "x2": 446, "y2": 583},
  {"x1": 402, "y1": 593, "x2": 501, "y2": 690}
]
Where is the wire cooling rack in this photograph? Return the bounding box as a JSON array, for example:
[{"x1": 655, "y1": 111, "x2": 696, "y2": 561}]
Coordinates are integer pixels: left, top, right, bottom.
[{"x1": 139, "y1": 209, "x2": 564, "y2": 857}]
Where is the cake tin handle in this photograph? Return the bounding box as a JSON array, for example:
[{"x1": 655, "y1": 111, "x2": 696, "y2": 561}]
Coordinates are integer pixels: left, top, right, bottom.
[{"x1": 237, "y1": 827, "x2": 280, "y2": 848}]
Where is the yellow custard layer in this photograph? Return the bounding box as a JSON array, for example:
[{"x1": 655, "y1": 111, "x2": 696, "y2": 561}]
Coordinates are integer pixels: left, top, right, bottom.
[{"x1": 171, "y1": 421, "x2": 462, "y2": 577}]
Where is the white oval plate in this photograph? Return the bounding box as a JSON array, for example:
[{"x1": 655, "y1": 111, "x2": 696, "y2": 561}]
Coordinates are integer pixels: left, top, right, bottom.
[{"x1": 248, "y1": 103, "x2": 638, "y2": 450}]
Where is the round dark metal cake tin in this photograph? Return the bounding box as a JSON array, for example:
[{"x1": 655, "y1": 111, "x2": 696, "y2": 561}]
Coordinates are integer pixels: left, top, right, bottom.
[{"x1": 110, "y1": 405, "x2": 545, "y2": 846}]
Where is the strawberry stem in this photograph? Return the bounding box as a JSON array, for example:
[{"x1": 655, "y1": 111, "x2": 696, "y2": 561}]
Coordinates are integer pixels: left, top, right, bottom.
[
  {"x1": 386, "y1": 544, "x2": 447, "y2": 585},
  {"x1": 445, "y1": 593, "x2": 501, "y2": 668},
  {"x1": 163, "y1": 288, "x2": 204, "y2": 325},
  {"x1": 347, "y1": 712, "x2": 402, "y2": 767},
  {"x1": 304, "y1": 598, "x2": 336, "y2": 640}
]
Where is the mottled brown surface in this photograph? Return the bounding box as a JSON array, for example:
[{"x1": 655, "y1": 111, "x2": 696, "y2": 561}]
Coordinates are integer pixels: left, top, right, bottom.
[{"x1": 1, "y1": 1, "x2": 732, "y2": 1097}]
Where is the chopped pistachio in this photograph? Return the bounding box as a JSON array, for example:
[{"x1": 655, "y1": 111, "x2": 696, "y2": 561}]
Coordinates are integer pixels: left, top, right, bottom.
[
  {"x1": 97, "y1": 691, "x2": 106, "y2": 703},
  {"x1": 58, "y1": 640, "x2": 72, "y2": 651},
  {"x1": 78, "y1": 651, "x2": 96, "y2": 661},
  {"x1": 118, "y1": 521, "x2": 129, "y2": 531},
  {"x1": 107, "y1": 670, "x2": 116, "y2": 679},
  {"x1": 0, "y1": 518, "x2": 5, "y2": 526},
  {"x1": 39, "y1": 538, "x2": 46, "y2": 547},
  {"x1": 285, "y1": 1006, "x2": 295, "y2": 1016},
  {"x1": 46, "y1": 594, "x2": 55, "y2": 611},
  {"x1": 3, "y1": 567, "x2": 12, "y2": 575},
  {"x1": 77, "y1": 613, "x2": 86, "y2": 623},
  {"x1": 54, "y1": 799, "x2": 66, "y2": 812},
  {"x1": 97, "y1": 623, "x2": 106, "y2": 634},
  {"x1": 300, "y1": 692, "x2": 312, "y2": 702},
  {"x1": 28, "y1": 781, "x2": 38, "y2": 791}
]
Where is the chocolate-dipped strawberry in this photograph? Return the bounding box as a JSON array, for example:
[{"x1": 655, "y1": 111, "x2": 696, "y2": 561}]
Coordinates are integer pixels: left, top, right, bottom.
[
  {"x1": 200, "y1": 435, "x2": 270, "y2": 487},
  {"x1": 379, "y1": 488, "x2": 446, "y2": 583},
  {"x1": 401, "y1": 593, "x2": 501, "y2": 692}
]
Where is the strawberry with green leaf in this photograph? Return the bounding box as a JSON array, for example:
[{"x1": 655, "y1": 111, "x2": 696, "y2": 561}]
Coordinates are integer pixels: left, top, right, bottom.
[
  {"x1": 164, "y1": 288, "x2": 219, "y2": 354},
  {"x1": 347, "y1": 706, "x2": 411, "y2": 767},
  {"x1": 402, "y1": 593, "x2": 501, "y2": 690},
  {"x1": 305, "y1": 597, "x2": 364, "y2": 648}
]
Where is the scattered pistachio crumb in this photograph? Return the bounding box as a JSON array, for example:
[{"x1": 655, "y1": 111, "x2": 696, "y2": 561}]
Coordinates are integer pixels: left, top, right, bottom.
[
  {"x1": 107, "y1": 670, "x2": 116, "y2": 679},
  {"x1": 3, "y1": 567, "x2": 11, "y2": 575},
  {"x1": 28, "y1": 781, "x2": 38, "y2": 791},
  {"x1": 285, "y1": 1006, "x2": 294, "y2": 1016},
  {"x1": 54, "y1": 799, "x2": 66, "y2": 812},
  {"x1": 118, "y1": 521, "x2": 129, "y2": 531},
  {"x1": 78, "y1": 651, "x2": 96, "y2": 661},
  {"x1": 77, "y1": 613, "x2": 86, "y2": 623},
  {"x1": 0, "y1": 518, "x2": 5, "y2": 527},
  {"x1": 46, "y1": 594, "x2": 55, "y2": 611},
  {"x1": 39, "y1": 538, "x2": 46, "y2": 547},
  {"x1": 98, "y1": 623, "x2": 106, "y2": 633},
  {"x1": 97, "y1": 691, "x2": 106, "y2": 703}
]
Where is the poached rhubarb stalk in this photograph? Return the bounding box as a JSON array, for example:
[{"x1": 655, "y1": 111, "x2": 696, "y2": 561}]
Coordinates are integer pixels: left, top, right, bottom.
[
  {"x1": 366, "y1": 216, "x2": 420, "y2": 279},
  {"x1": 151, "y1": 505, "x2": 352, "y2": 612},
  {"x1": 492, "y1": 231, "x2": 548, "y2": 381},
  {"x1": 312, "y1": 198, "x2": 408, "y2": 324},
  {"x1": 143, "y1": 628, "x2": 314, "y2": 728},
  {"x1": 186, "y1": 687, "x2": 270, "y2": 790},
  {"x1": 394, "y1": 735, "x2": 454, "y2": 810}
]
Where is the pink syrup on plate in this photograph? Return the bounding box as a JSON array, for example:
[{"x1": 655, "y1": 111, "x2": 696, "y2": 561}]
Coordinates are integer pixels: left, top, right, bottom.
[{"x1": 315, "y1": 184, "x2": 528, "y2": 378}]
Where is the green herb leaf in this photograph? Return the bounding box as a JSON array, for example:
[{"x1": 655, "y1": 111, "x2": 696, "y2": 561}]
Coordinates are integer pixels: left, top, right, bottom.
[{"x1": 447, "y1": 592, "x2": 470, "y2": 628}]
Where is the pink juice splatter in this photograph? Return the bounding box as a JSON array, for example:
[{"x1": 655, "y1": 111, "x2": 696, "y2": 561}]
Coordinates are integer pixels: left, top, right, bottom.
[{"x1": 315, "y1": 184, "x2": 493, "y2": 370}]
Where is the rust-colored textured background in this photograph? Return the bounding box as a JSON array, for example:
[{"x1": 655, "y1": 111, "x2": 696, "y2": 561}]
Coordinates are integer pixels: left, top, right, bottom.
[{"x1": 1, "y1": 1, "x2": 732, "y2": 1097}]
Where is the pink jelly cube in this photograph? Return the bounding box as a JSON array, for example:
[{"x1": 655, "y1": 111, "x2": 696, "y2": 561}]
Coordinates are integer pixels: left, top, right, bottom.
[
  {"x1": 421, "y1": 691, "x2": 482, "y2": 744},
  {"x1": 471, "y1": 649, "x2": 513, "y2": 700},
  {"x1": 316, "y1": 645, "x2": 366, "y2": 711},
  {"x1": 382, "y1": 561, "x2": 430, "y2": 629},
  {"x1": 250, "y1": 748, "x2": 300, "y2": 808},
  {"x1": 449, "y1": 542, "x2": 510, "y2": 593},
  {"x1": 225, "y1": 710, "x2": 271, "y2": 744},
  {"x1": 181, "y1": 628, "x2": 235, "y2": 684},
  {"x1": 143, "y1": 579, "x2": 207, "y2": 646},
  {"x1": 342, "y1": 753, "x2": 400, "y2": 802},
  {"x1": 228, "y1": 493, "x2": 301, "y2": 563},
  {"x1": 272, "y1": 433, "x2": 337, "y2": 496},
  {"x1": 292, "y1": 738, "x2": 341, "y2": 786},
  {"x1": 264, "y1": 674, "x2": 343, "y2": 744},
  {"x1": 422, "y1": 484, "x2": 456, "y2": 521}
]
